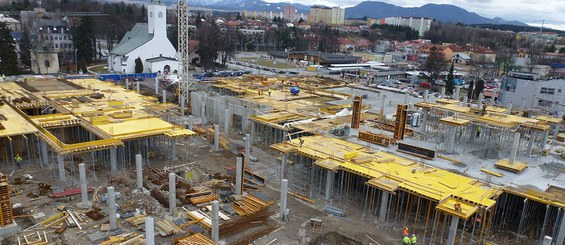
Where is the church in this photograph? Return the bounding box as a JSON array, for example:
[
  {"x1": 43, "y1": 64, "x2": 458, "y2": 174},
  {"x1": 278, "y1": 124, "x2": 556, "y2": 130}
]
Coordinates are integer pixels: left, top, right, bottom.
[{"x1": 108, "y1": 0, "x2": 178, "y2": 74}]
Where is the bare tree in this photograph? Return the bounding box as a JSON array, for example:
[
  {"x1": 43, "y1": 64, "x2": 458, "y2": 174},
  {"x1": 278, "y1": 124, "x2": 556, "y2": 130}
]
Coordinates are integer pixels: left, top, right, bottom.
[
  {"x1": 527, "y1": 43, "x2": 545, "y2": 73},
  {"x1": 495, "y1": 45, "x2": 515, "y2": 76},
  {"x1": 425, "y1": 46, "x2": 448, "y2": 84}
]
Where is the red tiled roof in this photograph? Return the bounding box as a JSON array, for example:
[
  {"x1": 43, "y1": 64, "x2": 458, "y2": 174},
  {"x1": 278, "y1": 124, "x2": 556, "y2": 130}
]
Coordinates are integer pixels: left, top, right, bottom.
[{"x1": 188, "y1": 40, "x2": 199, "y2": 53}]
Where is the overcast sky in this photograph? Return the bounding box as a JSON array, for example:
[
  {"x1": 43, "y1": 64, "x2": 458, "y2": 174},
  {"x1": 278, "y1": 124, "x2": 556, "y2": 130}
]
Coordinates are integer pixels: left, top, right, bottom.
[{"x1": 265, "y1": 0, "x2": 565, "y2": 30}]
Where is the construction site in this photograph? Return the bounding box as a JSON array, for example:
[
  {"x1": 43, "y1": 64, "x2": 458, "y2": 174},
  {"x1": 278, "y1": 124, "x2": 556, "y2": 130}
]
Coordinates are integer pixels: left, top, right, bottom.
[{"x1": 0, "y1": 73, "x2": 563, "y2": 245}]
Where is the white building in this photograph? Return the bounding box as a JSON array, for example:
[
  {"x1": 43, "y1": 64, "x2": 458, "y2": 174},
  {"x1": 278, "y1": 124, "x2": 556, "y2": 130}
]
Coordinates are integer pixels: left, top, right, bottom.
[
  {"x1": 499, "y1": 72, "x2": 565, "y2": 115},
  {"x1": 108, "y1": 0, "x2": 178, "y2": 74},
  {"x1": 382, "y1": 17, "x2": 432, "y2": 37},
  {"x1": 330, "y1": 7, "x2": 345, "y2": 25}
]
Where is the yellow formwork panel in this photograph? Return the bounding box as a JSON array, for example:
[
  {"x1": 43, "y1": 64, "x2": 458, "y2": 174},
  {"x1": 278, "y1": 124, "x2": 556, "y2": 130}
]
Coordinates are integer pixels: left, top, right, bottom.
[
  {"x1": 277, "y1": 135, "x2": 498, "y2": 208},
  {"x1": 436, "y1": 197, "x2": 479, "y2": 220},
  {"x1": 535, "y1": 115, "x2": 563, "y2": 124},
  {"x1": 0, "y1": 102, "x2": 39, "y2": 137},
  {"x1": 494, "y1": 159, "x2": 528, "y2": 173},
  {"x1": 439, "y1": 116, "x2": 470, "y2": 126},
  {"x1": 95, "y1": 118, "x2": 187, "y2": 140}
]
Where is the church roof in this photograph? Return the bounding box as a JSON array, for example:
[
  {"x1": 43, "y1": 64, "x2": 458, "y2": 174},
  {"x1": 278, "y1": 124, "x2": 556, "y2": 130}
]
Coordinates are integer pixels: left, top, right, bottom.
[
  {"x1": 111, "y1": 23, "x2": 153, "y2": 56},
  {"x1": 146, "y1": 56, "x2": 177, "y2": 62}
]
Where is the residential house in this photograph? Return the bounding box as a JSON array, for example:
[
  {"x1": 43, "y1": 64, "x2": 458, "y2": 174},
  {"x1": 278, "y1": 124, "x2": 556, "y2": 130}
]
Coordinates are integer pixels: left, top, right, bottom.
[
  {"x1": 465, "y1": 46, "x2": 496, "y2": 64},
  {"x1": 419, "y1": 44, "x2": 452, "y2": 61}
]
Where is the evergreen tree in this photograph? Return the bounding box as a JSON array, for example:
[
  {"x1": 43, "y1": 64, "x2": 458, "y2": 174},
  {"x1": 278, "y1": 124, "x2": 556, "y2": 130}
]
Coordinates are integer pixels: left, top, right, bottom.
[
  {"x1": 72, "y1": 16, "x2": 96, "y2": 73},
  {"x1": 298, "y1": 17, "x2": 304, "y2": 24},
  {"x1": 135, "y1": 57, "x2": 143, "y2": 73},
  {"x1": 19, "y1": 28, "x2": 32, "y2": 68},
  {"x1": 0, "y1": 22, "x2": 19, "y2": 75},
  {"x1": 473, "y1": 79, "x2": 484, "y2": 99},
  {"x1": 445, "y1": 62, "x2": 455, "y2": 96},
  {"x1": 236, "y1": 12, "x2": 242, "y2": 21}
]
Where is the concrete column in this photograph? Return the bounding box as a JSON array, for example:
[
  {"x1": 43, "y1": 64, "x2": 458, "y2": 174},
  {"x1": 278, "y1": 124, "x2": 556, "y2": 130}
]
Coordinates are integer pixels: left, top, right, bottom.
[
  {"x1": 379, "y1": 192, "x2": 389, "y2": 223},
  {"x1": 40, "y1": 140, "x2": 49, "y2": 167},
  {"x1": 440, "y1": 87, "x2": 446, "y2": 98},
  {"x1": 250, "y1": 121, "x2": 256, "y2": 144},
  {"x1": 281, "y1": 154, "x2": 288, "y2": 180},
  {"x1": 423, "y1": 90, "x2": 429, "y2": 102},
  {"x1": 214, "y1": 125, "x2": 220, "y2": 151},
  {"x1": 136, "y1": 154, "x2": 143, "y2": 191},
  {"x1": 507, "y1": 103, "x2": 513, "y2": 114},
  {"x1": 527, "y1": 130, "x2": 536, "y2": 156},
  {"x1": 540, "y1": 130, "x2": 550, "y2": 151},
  {"x1": 169, "y1": 173, "x2": 176, "y2": 216},
  {"x1": 553, "y1": 124, "x2": 561, "y2": 142},
  {"x1": 543, "y1": 236, "x2": 552, "y2": 245},
  {"x1": 235, "y1": 157, "x2": 243, "y2": 195},
  {"x1": 107, "y1": 186, "x2": 117, "y2": 230},
  {"x1": 57, "y1": 155, "x2": 65, "y2": 182},
  {"x1": 162, "y1": 89, "x2": 166, "y2": 103},
  {"x1": 324, "y1": 170, "x2": 334, "y2": 201},
  {"x1": 454, "y1": 86, "x2": 460, "y2": 100},
  {"x1": 556, "y1": 211, "x2": 565, "y2": 245},
  {"x1": 180, "y1": 97, "x2": 185, "y2": 117},
  {"x1": 224, "y1": 108, "x2": 229, "y2": 134},
  {"x1": 200, "y1": 103, "x2": 206, "y2": 124},
  {"x1": 171, "y1": 138, "x2": 177, "y2": 160},
  {"x1": 477, "y1": 93, "x2": 484, "y2": 108},
  {"x1": 446, "y1": 125, "x2": 457, "y2": 153},
  {"x1": 446, "y1": 216, "x2": 459, "y2": 245},
  {"x1": 490, "y1": 88, "x2": 497, "y2": 106},
  {"x1": 211, "y1": 200, "x2": 220, "y2": 242},
  {"x1": 125, "y1": 78, "x2": 129, "y2": 90},
  {"x1": 463, "y1": 96, "x2": 468, "y2": 107},
  {"x1": 404, "y1": 93, "x2": 409, "y2": 105},
  {"x1": 79, "y1": 163, "x2": 88, "y2": 207},
  {"x1": 379, "y1": 94, "x2": 387, "y2": 121},
  {"x1": 188, "y1": 115, "x2": 193, "y2": 130},
  {"x1": 145, "y1": 217, "x2": 155, "y2": 245},
  {"x1": 245, "y1": 134, "x2": 251, "y2": 164},
  {"x1": 136, "y1": 80, "x2": 140, "y2": 92},
  {"x1": 154, "y1": 77, "x2": 159, "y2": 95},
  {"x1": 509, "y1": 133, "x2": 520, "y2": 164},
  {"x1": 280, "y1": 179, "x2": 288, "y2": 220},
  {"x1": 110, "y1": 147, "x2": 117, "y2": 174}
]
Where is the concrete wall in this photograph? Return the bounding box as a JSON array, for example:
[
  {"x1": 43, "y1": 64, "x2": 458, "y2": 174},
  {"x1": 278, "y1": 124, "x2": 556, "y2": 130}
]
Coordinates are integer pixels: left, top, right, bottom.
[{"x1": 499, "y1": 77, "x2": 564, "y2": 114}]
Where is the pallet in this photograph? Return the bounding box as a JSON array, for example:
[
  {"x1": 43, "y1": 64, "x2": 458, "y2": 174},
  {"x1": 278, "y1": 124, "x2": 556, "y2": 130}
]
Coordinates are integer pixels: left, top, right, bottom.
[
  {"x1": 188, "y1": 194, "x2": 219, "y2": 205},
  {"x1": 176, "y1": 233, "x2": 217, "y2": 245}
]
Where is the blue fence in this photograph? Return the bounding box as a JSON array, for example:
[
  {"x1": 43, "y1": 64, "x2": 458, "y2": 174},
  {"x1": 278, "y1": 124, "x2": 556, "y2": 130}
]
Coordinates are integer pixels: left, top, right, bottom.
[{"x1": 97, "y1": 73, "x2": 157, "y2": 81}]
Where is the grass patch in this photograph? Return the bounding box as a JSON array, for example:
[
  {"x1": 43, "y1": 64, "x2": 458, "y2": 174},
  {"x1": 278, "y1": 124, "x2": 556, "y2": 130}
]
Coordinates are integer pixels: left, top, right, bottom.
[{"x1": 89, "y1": 64, "x2": 110, "y2": 74}]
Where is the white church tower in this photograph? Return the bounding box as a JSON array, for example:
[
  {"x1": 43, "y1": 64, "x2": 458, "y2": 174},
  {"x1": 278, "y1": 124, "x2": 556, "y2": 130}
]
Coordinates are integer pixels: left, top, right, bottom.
[{"x1": 147, "y1": 0, "x2": 167, "y2": 37}]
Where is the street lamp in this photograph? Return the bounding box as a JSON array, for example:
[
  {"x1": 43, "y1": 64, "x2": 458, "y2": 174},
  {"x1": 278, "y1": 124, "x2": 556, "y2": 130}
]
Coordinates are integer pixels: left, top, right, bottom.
[{"x1": 74, "y1": 49, "x2": 78, "y2": 74}]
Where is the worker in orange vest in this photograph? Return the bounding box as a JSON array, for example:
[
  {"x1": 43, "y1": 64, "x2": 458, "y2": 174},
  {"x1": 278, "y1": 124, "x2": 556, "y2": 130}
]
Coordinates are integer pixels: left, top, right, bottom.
[
  {"x1": 454, "y1": 202, "x2": 462, "y2": 212},
  {"x1": 403, "y1": 227, "x2": 410, "y2": 237}
]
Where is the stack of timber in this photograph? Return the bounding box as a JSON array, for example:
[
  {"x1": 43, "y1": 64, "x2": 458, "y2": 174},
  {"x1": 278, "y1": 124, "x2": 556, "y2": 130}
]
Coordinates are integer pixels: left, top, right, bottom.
[
  {"x1": 175, "y1": 233, "x2": 217, "y2": 245},
  {"x1": 231, "y1": 193, "x2": 274, "y2": 216}
]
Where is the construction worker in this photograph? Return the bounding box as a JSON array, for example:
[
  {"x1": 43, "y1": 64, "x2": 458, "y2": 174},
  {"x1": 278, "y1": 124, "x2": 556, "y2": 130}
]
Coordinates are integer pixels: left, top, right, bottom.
[
  {"x1": 14, "y1": 154, "x2": 23, "y2": 168},
  {"x1": 402, "y1": 235, "x2": 411, "y2": 245},
  {"x1": 184, "y1": 120, "x2": 190, "y2": 129},
  {"x1": 454, "y1": 201, "x2": 462, "y2": 212},
  {"x1": 411, "y1": 234, "x2": 417, "y2": 244},
  {"x1": 403, "y1": 227, "x2": 410, "y2": 237},
  {"x1": 299, "y1": 137, "x2": 304, "y2": 147},
  {"x1": 267, "y1": 88, "x2": 272, "y2": 97},
  {"x1": 476, "y1": 126, "x2": 481, "y2": 138}
]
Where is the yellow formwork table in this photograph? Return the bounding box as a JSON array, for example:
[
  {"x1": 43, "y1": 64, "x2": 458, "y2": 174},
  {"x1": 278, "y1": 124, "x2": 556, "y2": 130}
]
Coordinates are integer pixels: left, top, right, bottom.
[
  {"x1": 95, "y1": 117, "x2": 196, "y2": 140},
  {"x1": 271, "y1": 135, "x2": 498, "y2": 208},
  {"x1": 436, "y1": 197, "x2": 480, "y2": 220}
]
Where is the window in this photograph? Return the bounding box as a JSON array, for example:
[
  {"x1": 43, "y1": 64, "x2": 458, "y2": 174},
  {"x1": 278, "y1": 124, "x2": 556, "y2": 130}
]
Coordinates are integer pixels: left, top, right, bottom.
[
  {"x1": 63, "y1": 36, "x2": 67, "y2": 40},
  {"x1": 540, "y1": 87, "x2": 555, "y2": 95},
  {"x1": 150, "y1": 12, "x2": 153, "y2": 17},
  {"x1": 55, "y1": 43, "x2": 58, "y2": 48},
  {"x1": 538, "y1": 99, "x2": 552, "y2": 107},
  {"x1": 158, "y1": 12, "x2": 163, "y2": 18}
]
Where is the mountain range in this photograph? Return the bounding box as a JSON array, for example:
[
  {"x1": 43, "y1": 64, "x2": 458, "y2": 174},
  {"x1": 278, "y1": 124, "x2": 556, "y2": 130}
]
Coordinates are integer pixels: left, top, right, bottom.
[{"x1": 157, "y1": 0, "x2": 526, "y2": 26}]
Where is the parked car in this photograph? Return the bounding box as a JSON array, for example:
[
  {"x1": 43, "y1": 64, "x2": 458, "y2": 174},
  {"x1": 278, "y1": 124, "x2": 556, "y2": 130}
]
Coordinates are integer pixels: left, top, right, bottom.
[
  {"x1": 289, "y1": 71, "x2": 299, "y2": 75},
  {"x1": 419, "y1": 82, "x2": 432, "y2": 88}
]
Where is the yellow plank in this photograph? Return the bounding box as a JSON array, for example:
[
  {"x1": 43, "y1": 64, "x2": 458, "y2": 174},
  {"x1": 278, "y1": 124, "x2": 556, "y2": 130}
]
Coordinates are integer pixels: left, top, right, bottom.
[{"x1": 480, "y1": 168, "x2": 503, "y2": 177}]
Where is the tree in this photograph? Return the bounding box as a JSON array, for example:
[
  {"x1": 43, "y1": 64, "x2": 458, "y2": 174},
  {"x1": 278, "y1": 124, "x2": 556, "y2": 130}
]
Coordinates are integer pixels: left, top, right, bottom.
[
  {"x1": 425, "y1": 46, "x2": 448, "y2": 84},
  {"x1": 236, "y1": 12, "x2": 242, "y2": 21},
  {"x1": 495, "y1": 44, "x2": 515, "y2": 76},
  {"x1": 298, "y1": 17, "x2": 304, "y2": 24},
  {"x1": 560, "y1": 47, "x2": 565, "y2": 54},
  {"x1": 196, "y1": 21, "x2": 221, "y2": 68},
  {"x1": 0, "y1": 22, "x2": 19, "y2": 75},
  {"x1": 72, "y1": 16, "x2": 97, "y2": 73},
  {"x1": 527, "y1": 43, "x2": 545, "y2": 73},
  {"x1": 168, "y1": 19, "x2": 178, "y2": 50},
  {"x1": 473, "y1": 79, "x2": 484, "y2": 99},
  {"x1": 467, "y1": 80, "x2": 474, "y2": 100},
  {"x1": 19, "y1": 28, "x2": 32, "y2": 68},
  {"x1": 445, "y1": 62, "x2": 455, "y2": 95},
  {"x1": 318, "y1": 26, "x2": 339, "y2": 53},
  {"x1": 134, "y1": 57, "x2": 143, "y2": 73}
]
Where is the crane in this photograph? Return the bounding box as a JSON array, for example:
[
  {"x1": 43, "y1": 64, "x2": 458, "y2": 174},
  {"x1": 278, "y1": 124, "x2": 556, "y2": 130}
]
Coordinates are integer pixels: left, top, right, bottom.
[{"x1": 177, "y1": 0, "x2": 198, "y2": 116}]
